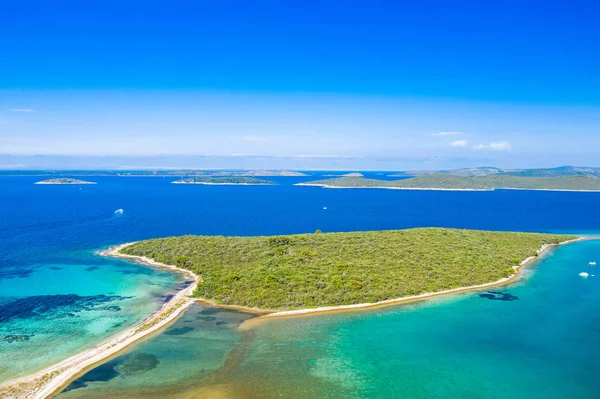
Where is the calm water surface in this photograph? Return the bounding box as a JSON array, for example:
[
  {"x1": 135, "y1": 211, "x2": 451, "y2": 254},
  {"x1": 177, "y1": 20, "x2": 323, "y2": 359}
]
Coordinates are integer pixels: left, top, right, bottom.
[{"x1": 1, "y1": 175, "x2": 599, "y2": 397}]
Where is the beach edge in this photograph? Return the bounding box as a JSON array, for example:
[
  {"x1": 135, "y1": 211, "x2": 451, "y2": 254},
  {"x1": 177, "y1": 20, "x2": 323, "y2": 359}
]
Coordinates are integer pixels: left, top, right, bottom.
[
  {"x1": 2, "y1": 236, "x2": 589, "y2": 398},
  {"x1": 0, "y1": 243, "x2": 199, "y2": 399}
]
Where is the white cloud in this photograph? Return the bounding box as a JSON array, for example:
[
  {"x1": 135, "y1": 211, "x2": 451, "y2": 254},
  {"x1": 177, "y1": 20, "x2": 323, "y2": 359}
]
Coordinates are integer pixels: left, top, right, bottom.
[
  {"x1": 432, "y1": 132, "x2": 465, "y2": 136},
  {"x1": 450, "y1": 140, "x2": 468, "y2": 148},
  {"x1": 489, "y1": 141, "x2": 511, "y2": 151},
  {"x1": 9, "y1": 108, "x2": 34, "y2": 112},
  {"x1": 473, "y1": 141, "x2": 512, "y2": 151}
]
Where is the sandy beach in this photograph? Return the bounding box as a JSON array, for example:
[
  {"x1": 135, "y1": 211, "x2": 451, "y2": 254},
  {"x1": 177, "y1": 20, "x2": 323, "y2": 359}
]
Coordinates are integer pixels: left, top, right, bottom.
[
  {"x1": 0, "y1": 236, "x2": 588, "y2": 398},
  {"x1": 258, "y1": 237, "x2": 589, "y2": 319},
  {"x1": 221, "y1": 236, "x2": 587, "y2": 328},
  {"x1": 0, "y1": 244, "x2": 199, "y2": 399}
]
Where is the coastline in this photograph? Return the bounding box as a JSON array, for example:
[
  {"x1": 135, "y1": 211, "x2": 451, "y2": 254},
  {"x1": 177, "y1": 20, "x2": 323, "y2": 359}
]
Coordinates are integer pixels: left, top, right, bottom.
[
  {"x1": 172, "y1": 182, "x2": 274, "y2": 186},
  {"x1": 258, "y1": 237, "x2": 589, "y2": 319},
  {"x1": 0, "y1": 243, "x2": 199, "y2": 399},
  {"x1": 104, "y1": 237, "x2": 590, "y2": 321},
  {"x1": 294, "y1": 183, "x2": 493, "y2": 191},
  {"x1": 34, "y1": 182, "x2": 96, "y2": 185},
  {"x1": 295, "y1": 183, "x2": 600, "y2": 192},
  {"x1": 1, "y1": 236, "x2": 589, "y2": 398}
]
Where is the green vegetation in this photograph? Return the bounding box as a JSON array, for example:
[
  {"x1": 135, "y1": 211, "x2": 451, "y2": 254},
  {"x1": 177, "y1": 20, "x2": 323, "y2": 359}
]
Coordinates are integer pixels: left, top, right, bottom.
[
  {"x1": 300, "y1": 175, "x2": 600, "y2": 191},
  {"x1": 172, "y1": 177, "x2": 276, "y2": 185},
  {"x1": 120, "y1": 228, "x2": 575, "y2": 309},
  {"x1": 391, "y1": 167, "x2": 507, "y2": 177},
  {"x1": 34, "y1": 178, "x2": 96, "y2": 185}
]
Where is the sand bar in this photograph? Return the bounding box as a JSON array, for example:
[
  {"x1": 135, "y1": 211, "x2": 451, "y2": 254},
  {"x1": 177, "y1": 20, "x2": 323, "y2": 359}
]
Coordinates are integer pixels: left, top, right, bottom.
[
  {"x1": 0, "y1": 243, "x2": 199, "y2": 399},
  {"x1": 1, "y1": 237, "x2": 590, "y2": 398}
]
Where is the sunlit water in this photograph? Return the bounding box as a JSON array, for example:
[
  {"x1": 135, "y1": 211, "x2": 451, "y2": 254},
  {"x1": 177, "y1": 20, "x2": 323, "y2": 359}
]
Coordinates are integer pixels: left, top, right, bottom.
[
  {"x1": 57, "y1": 240, "x2": 600, "y2": 399},
  {"x1": 1, "y1": 175, "x2": 599, "y2": 397}
]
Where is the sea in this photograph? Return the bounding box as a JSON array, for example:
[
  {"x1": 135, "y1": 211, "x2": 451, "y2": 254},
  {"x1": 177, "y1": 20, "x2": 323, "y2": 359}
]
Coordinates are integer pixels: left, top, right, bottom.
[{"x1": 1, "y1": 173, "x2": 599, "y2": 398}]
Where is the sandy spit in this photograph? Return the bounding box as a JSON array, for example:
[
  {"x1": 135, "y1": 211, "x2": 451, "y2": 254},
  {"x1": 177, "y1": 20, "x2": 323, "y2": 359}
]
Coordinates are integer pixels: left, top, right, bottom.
[{"x1": 0, "y1": 243, "x2": 199, "y2": 399}]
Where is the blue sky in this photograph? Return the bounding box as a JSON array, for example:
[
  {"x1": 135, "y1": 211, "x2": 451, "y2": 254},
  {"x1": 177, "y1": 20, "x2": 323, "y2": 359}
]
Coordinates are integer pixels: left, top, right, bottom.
[{"x1": 1, "y1": 0, "x2": 599, "y2": 169}]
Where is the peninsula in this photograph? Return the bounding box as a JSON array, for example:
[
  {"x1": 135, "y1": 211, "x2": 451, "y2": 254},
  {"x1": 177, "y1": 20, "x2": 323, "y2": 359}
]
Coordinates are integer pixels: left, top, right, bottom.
[
  {"x1": 297, "y1": 175, "x2": 600, "y2": 191},
  {"x1": 172, "y1": 177, "x2": 276, "y2": 185},
  {"x1": 34, "y1": 178, "x2": 96, "y2": 185},
  {"x1": 119, "y1": 228, "x2": 575, "y2": 309},
  {"x1": 0, "y1": 228, "x2": 582, "y2": 398}
]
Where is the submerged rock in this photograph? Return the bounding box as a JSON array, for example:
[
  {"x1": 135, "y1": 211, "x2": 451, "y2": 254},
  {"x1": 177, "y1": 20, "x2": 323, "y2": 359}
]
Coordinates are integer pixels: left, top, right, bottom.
[
  {"x1": 164, "y1": 326, "x2": 195, "y2": 336},
  {"x1": 115, "y1": 353, "x2": 160, "y2": 376},
  {"x1": 2, "y1": 334, "x2": 33, "y2": 343}
]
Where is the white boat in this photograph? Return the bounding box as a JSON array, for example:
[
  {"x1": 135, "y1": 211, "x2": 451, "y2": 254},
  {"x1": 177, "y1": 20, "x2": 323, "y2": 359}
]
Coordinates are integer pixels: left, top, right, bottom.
[
  {"x1": 579, "y1": 272, "x2": 589, "y2": 278},
  {"x1": 589, "y1": 261, "x2": 596, "y2": 266},
  {"x1": 114, "y1": 209, "x2": 124, "y2": 215},
  {"x1": 323, "y1": 206, "x2": 327, "y2": 210}
]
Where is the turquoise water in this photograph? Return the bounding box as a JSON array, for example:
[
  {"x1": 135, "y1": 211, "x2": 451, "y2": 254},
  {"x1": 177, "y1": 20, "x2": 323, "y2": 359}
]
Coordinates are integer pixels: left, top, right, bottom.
[
  {"x1": 2, "y1": 175, "x2": 600, "y2": 396},
  {"x1": 58, "y1": 240, "x2": 600, "y2": 398},
  {"x1": 0, "y1": 252, "x2": 188, "y2": 381}
]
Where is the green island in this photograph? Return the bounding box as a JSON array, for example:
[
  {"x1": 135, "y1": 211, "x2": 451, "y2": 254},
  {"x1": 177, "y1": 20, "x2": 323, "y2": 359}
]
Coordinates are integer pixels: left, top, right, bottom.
[
  {"x1": 171, "y1": 176, "x2": 277, "y2": 185},
  {"x1": 34, "y1": 178, "x2": 96, "y2": 185},
  {"x1": 298, "y1": 175, "x2": 600, "y2": 191},
  {"x1": 119, "y1": 228, "x2": 575, "y2": 309},
  {"x1": 239, "y1": 170, "x2": 308, "y2": 177}
]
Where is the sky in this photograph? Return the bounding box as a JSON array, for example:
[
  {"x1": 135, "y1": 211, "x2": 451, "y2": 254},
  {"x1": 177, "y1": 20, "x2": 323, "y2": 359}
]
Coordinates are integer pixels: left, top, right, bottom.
[{"x1": 1, "y1": 0, "x2": 599, "y2": 170}]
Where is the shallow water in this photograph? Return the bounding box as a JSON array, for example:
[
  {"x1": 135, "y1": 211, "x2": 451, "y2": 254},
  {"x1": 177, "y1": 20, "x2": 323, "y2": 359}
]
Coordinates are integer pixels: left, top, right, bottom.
[
  {"x1": 2, "y1": 174, "x2": 600, "y2": 395},
  {"x1": 57, "y1": 240, "x2": 600, "y2": 398}
]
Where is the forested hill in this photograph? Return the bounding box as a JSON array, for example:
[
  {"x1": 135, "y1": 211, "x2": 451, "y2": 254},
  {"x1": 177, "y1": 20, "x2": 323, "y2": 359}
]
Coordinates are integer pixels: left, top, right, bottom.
[
  {"x1": 299, "y1": 175, "x2": 600, "y2": 191},
  {"x1": 172, "y1": 177, "x2": 276, "y2": 185},
  {"x1": 120, "y1": 228, "x2": 575, "y2": 309}
]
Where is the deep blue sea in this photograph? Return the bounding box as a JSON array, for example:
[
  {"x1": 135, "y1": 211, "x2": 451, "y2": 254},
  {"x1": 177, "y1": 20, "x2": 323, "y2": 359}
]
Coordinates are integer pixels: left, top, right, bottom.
[{"x1": 1, "y1": 174, "x2": 600, "y2": 398}]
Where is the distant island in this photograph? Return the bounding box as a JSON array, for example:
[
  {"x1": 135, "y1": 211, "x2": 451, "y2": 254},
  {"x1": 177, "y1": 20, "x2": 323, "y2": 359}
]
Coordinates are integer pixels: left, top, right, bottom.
[
  {"x1": 172, "y1": 177, "x2": 276, "y2": 185},
  {"x1": 239, "y1": 170, "x2": 308, "y2": 177},
  {"x1": 297, "y1": 175, "x2": 600, "y2": 191},
  {"x1": 391, "y1": 165, "x2": 600, "y2": 178},
  {"x1": 323, "y1": 172, "x2": 364, "y2": 177},
  {"x1": 34, "y1": 178, "x2": 96, "y2": 185},
  {"x1": 118, "y1": 228, "x2": 576, "y2": 310}
]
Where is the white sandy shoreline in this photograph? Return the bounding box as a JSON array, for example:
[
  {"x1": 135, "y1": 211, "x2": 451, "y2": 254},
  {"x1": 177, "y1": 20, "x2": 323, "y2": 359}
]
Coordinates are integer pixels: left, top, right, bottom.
[
  {"x1": 1, "y1": 236, "x2": 590, "y2": 398},
  {"x1": 0, "y1": 243, "x2": 199, "y2": 399},
  {"x1": 261, "y1": 237, "x2": 589, "y2": 319}
]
